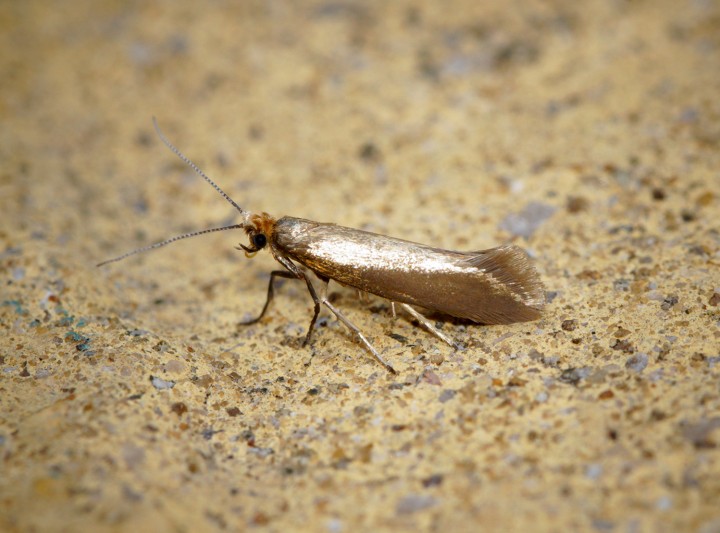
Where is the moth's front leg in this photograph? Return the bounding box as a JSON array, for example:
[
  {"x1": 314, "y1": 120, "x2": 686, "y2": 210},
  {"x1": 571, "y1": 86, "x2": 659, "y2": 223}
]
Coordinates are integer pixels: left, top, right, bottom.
[{"x1": 239, "y1": 270, "x2": 298, "y2": 325}]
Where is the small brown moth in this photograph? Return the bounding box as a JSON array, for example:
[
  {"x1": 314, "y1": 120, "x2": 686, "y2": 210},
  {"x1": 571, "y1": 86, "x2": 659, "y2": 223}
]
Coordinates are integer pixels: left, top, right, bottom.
[{"x1": 99, "y1": 119, "x2": 545, "y2": 373}]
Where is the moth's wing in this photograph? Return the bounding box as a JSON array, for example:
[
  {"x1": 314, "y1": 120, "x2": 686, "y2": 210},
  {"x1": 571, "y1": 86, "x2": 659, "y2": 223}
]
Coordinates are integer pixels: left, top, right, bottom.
[
  {"x1": 448, "y1": 244, "x2": 545, "y2": 324},
  {"x1": 274, "y1": 217, "x2": 545, "y2": 325}
]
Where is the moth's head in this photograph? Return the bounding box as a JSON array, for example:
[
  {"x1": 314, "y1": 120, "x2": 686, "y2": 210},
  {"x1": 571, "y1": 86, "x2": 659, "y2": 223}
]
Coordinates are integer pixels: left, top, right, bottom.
[{"x1": 239, "y1": 212, "x2": 277, "y2": 257}]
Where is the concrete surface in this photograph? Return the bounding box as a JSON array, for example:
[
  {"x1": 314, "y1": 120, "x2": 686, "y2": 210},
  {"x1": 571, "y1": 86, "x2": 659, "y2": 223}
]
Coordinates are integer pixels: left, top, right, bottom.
[{"x1": 1, "y1": 0, "x2": 719, "y2": 531}]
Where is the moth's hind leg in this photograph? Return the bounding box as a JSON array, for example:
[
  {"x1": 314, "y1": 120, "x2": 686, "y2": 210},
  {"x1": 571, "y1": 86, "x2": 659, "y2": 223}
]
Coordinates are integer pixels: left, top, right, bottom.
[
  {"x1": 398, "y1": 303, "x2": 460, "y2": 350},
  {"x1": 239, "y1": 270, "x2": 298, "y2": 325}
]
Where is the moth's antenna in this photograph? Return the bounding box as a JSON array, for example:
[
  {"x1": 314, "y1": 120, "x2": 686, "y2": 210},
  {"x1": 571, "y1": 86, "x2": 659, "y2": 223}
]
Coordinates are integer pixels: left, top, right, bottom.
[
  {"x1": 152, "y1": 117, "x2": 248, "y2": 219},
  {"x1": 97, "y1": 224, "x2": 244, "y2": 267}
]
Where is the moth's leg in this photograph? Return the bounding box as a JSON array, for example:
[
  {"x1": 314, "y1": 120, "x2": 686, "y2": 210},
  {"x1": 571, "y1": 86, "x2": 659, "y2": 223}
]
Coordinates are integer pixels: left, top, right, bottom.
[
  {"x1": 239, "y1": 270, "x2": 298, "y2": 325},
  {"x1": 295, "y1": 274, "x2": 396, "y2": 374},
  {"x1": 271, "y1": 257, "x2": 395, "y2": 373},
  {"x1": 399, "y1": 303, "x2": 459, "y2": 350},
  {"x1": 391, "y1": 302, "x2": 397, "y2": 318},
  {"x1": 321, "y1": 299, "x2": 397, "y2": 374},
  {"x1": 272, "y1": 256, "x2": 323, "y2": 346},
  {"x1": 296, "y1": 273, "x2": 396, "y2": 373},
  {"x1": 300, "y1": 274, "x2": 325, "y2": 347}
]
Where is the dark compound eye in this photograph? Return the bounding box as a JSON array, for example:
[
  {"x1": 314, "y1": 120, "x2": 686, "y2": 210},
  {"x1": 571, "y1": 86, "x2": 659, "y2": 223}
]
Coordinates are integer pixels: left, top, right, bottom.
[{"x1": 252, "y1": 233, "x2": 267, "y2": 249}]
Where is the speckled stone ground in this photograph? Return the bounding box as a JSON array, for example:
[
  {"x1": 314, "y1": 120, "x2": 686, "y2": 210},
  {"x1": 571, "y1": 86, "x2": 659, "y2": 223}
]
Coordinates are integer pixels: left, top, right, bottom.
[{"x1": 1, "y1": 1, "x2": 719, "y2": 531}]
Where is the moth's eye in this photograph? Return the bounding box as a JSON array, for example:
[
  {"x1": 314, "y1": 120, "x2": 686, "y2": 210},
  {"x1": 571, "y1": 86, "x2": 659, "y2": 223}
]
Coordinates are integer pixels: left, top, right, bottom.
[{"x1": 252, "y1": 233, "x2": 267, "y2": 249}]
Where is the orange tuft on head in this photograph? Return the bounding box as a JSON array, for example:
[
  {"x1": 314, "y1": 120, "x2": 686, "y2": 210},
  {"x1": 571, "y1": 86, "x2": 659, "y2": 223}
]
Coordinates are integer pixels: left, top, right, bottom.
[{"x1": 246, "y1": 212, "x2": 277, "y2": 239}]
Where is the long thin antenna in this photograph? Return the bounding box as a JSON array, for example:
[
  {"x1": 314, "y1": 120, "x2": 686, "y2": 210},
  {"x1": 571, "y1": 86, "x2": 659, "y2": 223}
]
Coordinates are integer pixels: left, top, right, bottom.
[
  {"x1": 97, "y1": 224, "x2": 244, "y2": 267},
  {"x1": 152, "y1": 117, "x2": 247, "y2": 218}
]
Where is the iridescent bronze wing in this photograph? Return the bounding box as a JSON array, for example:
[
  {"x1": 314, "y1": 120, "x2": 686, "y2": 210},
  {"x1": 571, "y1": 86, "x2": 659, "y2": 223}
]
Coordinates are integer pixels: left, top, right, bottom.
[{"x1": 273, "y1": 217, "x2": 545, "y2": 324}]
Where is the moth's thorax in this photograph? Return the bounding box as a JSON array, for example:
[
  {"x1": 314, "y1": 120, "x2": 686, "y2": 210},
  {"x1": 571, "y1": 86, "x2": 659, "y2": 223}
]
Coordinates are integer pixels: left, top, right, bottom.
[{"x1": 273, "y1": 216, "x2": 318, "y2": 247}]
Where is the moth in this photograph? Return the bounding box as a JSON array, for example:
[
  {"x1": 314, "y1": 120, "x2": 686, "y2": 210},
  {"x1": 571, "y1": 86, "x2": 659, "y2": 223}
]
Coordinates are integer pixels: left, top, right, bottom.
[{"x1": 99, "y1": 119, "x2": 546, "y2": 373}]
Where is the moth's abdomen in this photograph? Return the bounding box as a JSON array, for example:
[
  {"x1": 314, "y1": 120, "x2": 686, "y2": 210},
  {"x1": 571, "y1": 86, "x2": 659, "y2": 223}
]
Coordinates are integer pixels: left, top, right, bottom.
[{"x1": 273, "y1": 217, "x2": 545, "y2": 325}]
